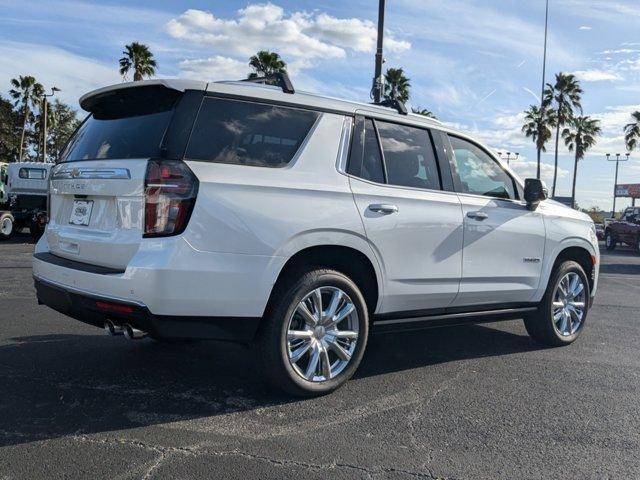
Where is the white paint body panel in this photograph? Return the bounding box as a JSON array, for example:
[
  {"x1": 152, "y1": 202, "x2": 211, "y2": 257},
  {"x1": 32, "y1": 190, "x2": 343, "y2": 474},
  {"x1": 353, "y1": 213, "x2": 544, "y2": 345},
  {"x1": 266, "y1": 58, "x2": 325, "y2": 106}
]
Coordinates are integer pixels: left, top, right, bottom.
[
  {"x1": 452, "y1": 194, "x2": 546, "y2": 306},
  {"x1": 349, "y1": 177, "x2": 463, "y2": 313},
  {"x1": 34, "y1": 79, "x2": 599, "y2": 321}
]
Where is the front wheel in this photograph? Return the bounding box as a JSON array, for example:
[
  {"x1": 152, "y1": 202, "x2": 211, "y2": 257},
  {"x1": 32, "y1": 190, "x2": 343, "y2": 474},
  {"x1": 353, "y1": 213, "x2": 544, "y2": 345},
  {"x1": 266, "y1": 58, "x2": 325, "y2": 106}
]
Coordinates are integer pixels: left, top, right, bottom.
[
  {"x1": 0, "y1": 212, "x2": 14, "y2": 240},
  {"x1": 605, "y1": 231, "x2": 616, "y2": 250},
  {"x1": 524, "y1": 260, "x2": 590, "y2": 347},
  {"x1": 259, "y1": 269, "x2": 369, "y2": 397}
]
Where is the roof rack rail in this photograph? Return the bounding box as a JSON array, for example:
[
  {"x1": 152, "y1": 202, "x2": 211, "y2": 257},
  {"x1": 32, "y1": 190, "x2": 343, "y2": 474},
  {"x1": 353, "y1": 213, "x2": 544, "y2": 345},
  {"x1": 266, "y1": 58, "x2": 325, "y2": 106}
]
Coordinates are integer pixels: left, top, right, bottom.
[
  {"x1": 242, "y1": 73, "x2": 295, "y2": 94},
  {"x1": 378, "y1": 98, "x2": 408, "y2": 115},
  {"x1": 373, "y1": 84, "x2": 408, "y2": 115}
]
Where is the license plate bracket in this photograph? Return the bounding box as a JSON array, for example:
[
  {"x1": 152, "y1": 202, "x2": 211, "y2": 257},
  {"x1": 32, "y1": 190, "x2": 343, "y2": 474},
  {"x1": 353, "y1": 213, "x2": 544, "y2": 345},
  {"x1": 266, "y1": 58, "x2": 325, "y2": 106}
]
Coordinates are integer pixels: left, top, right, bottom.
[{"x1": 69, "y1": 200, "x2": 94, "y2": 226}]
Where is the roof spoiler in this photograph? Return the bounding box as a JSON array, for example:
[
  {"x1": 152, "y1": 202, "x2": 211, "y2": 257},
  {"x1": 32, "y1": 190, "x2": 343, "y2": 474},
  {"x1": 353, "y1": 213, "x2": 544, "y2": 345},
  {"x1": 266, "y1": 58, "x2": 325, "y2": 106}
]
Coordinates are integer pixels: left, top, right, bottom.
[{"x1": 242, "y1": 73, "x2": 295, "y2": 94}]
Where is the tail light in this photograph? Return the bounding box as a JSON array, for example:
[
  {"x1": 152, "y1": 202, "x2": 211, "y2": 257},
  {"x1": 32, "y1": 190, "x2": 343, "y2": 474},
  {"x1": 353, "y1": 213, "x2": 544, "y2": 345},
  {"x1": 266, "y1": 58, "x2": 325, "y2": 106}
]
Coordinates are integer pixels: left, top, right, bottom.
[{"x1": 144, "y1": 160, "x2": 198, "y2": 237}]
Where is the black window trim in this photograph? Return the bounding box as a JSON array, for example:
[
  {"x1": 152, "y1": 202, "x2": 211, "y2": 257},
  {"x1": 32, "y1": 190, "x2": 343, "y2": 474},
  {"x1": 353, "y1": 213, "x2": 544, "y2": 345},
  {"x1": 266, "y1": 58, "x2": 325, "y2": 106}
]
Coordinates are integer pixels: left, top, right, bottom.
[
  {"x1": 445, "y1": 133, "x2": 522, "y2": 202},
  {"x1": 184, "y1": 95, "x2": 323, "y2": 168},
  {"x1": 346, "y1": 114, "x2": 447, "y2": 194}
]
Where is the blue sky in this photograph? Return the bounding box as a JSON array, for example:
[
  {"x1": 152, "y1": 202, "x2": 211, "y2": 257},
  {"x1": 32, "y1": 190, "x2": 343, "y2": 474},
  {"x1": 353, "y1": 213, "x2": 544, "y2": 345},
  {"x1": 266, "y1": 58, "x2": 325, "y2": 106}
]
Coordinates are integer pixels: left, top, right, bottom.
[{"x1": 1, "y1": 0, "x2": 639, "y2": 210}]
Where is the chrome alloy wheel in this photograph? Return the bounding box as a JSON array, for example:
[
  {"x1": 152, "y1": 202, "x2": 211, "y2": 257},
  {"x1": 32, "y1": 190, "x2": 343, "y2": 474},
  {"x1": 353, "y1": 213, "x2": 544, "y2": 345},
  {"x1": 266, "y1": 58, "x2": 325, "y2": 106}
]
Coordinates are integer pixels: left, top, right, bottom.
[
  {"x1": 286, "y1": 286, "x2": 359, "y2": 382},
  {"x1": 552, "y1": 272, "x2": 586, "y2": 337},
  {"x1": 1, "y1": 216, "x2": 12, "y2": 236}
]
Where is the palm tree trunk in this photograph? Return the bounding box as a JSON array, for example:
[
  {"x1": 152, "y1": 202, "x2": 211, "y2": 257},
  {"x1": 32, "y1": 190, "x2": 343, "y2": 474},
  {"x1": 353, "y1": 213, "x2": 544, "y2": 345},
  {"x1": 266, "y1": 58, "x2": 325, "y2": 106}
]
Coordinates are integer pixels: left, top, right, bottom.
[
  {"x1": 571, "y1": 150, "x2": 579, "y2": 209},
  {"x1": 551, "y1": 121, "x2": 560, "y2": 198},
  {"x1": 18, "y1": 103, "x2": 29, "y2": 162},
  {"x1": 536, "y1": 148, "x2": 541, "y2": 179}
]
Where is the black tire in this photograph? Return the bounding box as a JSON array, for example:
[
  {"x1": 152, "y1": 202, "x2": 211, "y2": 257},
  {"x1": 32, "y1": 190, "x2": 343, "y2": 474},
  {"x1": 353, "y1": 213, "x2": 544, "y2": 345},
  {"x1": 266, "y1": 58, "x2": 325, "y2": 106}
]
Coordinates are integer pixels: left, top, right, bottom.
[
  {"x1": 0, "y1": 212, "x2": 14, "y2": 240},
  {"x1": 604, "y1": 231, "x2": 616, "y2": 250},
  {"x1": 258, "y1": 268, "x2": 369, "y2": 397},
  {"x1": 524, "y1": 260, "x2": 590, "y2": 347}
]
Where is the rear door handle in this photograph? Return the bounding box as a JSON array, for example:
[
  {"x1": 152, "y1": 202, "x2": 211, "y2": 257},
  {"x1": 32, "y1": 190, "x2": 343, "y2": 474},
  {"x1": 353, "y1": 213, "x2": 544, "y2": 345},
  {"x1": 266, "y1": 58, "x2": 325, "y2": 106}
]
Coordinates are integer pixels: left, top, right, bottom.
[
  {"x1": 368, "y1": 204, "x2": 398, "y2": 214},
  {"x1": 467, "y1": 211, "x2": 488, "y2": 220}
]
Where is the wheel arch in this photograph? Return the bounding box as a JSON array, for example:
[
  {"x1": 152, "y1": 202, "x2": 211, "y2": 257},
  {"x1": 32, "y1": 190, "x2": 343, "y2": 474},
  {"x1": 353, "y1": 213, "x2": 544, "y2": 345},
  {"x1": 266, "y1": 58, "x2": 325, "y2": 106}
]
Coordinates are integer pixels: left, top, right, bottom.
[
  {"x1": 268, "y1": 243, "x2": 381, "y2": 316},
  {"x1": 546, "y1": 243, "x2": 596, "y2": 295}
]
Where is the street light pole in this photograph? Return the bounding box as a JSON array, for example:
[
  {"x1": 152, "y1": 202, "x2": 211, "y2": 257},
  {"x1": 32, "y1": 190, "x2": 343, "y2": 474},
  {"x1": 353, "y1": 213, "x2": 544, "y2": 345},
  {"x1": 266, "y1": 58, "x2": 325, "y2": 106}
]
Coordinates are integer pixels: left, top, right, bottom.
[
  {"x1": 607, "y1": 153, "x2": 630, "y2": 217},
  {"x1": 41, "y1": 87, "x2": 60, "y2": 163},
  {"x1": 372, "y1": 0, "x2": 385, "y2": 104},
  {"x1": 537, "y1": 0, "x2": 550, "y2": 180}
]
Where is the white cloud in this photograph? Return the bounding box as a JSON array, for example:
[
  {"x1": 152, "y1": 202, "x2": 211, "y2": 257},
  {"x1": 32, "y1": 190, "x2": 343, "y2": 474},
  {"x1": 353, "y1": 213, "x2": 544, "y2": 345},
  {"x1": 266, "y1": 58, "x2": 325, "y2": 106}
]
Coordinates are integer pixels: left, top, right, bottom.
[
  {"x1": 166, "y1": 4, "x2": 410, "y2": 62},
  {"x1": 510, "y1": 160, "x2": 569, "y2": 184},
  {"x1": 579, "y1": 26, "x2": 592, "y2": 30},
  {"x1": 573, "y1": 70, "x2": 621, "y2": 82},
  {"x1": 0, "y1": 42, "x2": 120, "y2": 109},
  {"x1": 178, "y1": 56, "x2": 248, "y2": 81}
]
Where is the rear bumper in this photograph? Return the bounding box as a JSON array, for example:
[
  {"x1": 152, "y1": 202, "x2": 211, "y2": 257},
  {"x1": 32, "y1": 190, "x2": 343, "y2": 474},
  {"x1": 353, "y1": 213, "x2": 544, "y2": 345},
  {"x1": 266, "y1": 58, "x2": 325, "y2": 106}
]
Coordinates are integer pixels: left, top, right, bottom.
[{"x1": 34, "y1": 277, "x2": 261, "y2": 342}]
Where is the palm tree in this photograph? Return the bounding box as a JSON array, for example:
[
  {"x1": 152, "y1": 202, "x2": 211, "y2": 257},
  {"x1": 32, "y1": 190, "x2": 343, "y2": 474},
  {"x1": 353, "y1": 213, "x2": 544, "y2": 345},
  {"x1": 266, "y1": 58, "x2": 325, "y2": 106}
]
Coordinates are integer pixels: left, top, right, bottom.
[
  {"x1": 384, "y1": 68, "x2": 410, "y2": 103},
  {"x1": 521, "y1": 105, "x2": 556, "y2": 179},
  {"x1": 411, "y1": 107, "x2": 437, "y2": 119},
  {"x1": 119, "y1": 42, "x2": 157, "y2": 81},
  {"x1": 543, "y1": 73, "x2": 583, "y2": 197},
  {"x1": 248, "y1": 51, "x2": 287, "y2": 78},
  {"x1": 624, "y1": 111, "x2": 640, "y2": 151},
  {"x1": 562, "y1": 116, "x2": 601, "y2": 209},
  {"x1": 9, "y1": 75, "x2": 44, "y2": 162}
]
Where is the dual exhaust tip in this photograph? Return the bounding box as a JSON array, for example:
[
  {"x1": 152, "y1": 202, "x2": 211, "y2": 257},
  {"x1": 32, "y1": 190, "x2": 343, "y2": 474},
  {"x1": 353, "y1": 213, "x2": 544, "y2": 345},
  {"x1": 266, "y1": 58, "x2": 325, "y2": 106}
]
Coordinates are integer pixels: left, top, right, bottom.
[{"x1": 104, "y1": 320, "x2": 146, "y2": 340}]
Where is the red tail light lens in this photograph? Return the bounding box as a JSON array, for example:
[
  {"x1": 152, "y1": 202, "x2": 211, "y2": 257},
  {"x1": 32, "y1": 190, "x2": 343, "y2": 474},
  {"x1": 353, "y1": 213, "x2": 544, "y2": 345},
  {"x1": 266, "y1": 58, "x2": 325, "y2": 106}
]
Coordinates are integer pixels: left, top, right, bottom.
[{"x1": 144, "y1": 160, "x2": 198, "y2": 237}]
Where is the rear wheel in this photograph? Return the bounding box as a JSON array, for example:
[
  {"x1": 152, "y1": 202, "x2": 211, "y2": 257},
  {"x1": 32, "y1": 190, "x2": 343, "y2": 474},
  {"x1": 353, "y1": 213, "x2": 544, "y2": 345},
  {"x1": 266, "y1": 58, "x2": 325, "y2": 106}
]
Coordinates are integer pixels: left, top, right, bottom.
[
  {"x1": 259, "y1": 269, "x2": 369, "y2": 396},
  {"x1": 605, "y1": 231, "x2": 616, "y2": 250},
  {"x1": 0, "y1": 212, "x2": 14, "y2": 240},
  {"x1": 524, "y1": 260, "x2": 590, "y2": 347}
]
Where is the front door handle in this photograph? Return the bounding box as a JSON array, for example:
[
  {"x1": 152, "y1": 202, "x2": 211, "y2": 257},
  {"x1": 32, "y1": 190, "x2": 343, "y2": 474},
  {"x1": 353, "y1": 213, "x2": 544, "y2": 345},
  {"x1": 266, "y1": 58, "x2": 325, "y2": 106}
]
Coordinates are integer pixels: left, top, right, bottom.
[
  {"x1": 368, "y1": 204, "x2": 398, "y2": 214},
  {"x1": 467, "y1": 211, "x2": 489, "y2": 220}
]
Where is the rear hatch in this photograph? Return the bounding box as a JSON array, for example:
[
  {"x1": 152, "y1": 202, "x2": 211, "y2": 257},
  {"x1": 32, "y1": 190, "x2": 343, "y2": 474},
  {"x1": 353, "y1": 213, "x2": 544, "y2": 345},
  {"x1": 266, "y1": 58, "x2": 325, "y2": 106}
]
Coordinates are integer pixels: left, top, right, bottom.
[{"x1": 47, "y1": 84, "x2": 195, "y2": 270}]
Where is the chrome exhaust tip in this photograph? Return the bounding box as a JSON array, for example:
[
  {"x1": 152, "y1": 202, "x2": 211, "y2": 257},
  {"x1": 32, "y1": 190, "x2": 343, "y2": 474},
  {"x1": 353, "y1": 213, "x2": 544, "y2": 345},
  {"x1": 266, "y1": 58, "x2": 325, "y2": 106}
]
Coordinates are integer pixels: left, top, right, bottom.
[
  {"x1": 123, "y1": 324, "x2": 147, "y2": 340},
  {"x1": 104, "y1": 320, "x2": 123, "y2": 336}
]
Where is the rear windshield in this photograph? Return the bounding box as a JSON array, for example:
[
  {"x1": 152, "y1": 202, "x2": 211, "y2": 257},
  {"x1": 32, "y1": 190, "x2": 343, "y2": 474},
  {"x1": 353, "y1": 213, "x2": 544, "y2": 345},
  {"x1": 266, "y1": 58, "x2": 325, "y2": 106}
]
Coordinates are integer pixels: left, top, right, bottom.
[{"x1": 61, "y1": 86, "x2": 180, "y2": 162}]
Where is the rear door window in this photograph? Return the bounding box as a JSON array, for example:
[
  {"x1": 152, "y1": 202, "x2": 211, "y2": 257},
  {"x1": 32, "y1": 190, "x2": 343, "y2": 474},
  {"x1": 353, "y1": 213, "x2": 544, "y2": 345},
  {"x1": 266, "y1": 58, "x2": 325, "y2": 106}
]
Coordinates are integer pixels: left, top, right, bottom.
[
  {"x1": 376, "y1": 121, "x2": 440, "y2": 190},
  {"x1": 185, "y1": 97, "x2": 319, "y2": 167}
]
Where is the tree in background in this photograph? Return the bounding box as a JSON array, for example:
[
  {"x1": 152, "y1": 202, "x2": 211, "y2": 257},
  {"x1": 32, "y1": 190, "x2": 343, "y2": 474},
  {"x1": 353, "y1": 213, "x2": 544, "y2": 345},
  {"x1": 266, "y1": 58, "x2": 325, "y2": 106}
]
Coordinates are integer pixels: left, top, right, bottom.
[
  {"x1": 384, "y1": 68, "x2": 410, "y2": 103},
  {"x1": 411, "y1": 107, "x2": 437, "y2": 119},
  {"x1": 521, "y1": 104, "x2": 556, "y2": 179},
  {"x1": 119, "y1": 42, "x2": 157, "y2": 81},
  {"x1": 9, "y1": 75, "x2": 44, "y2": 161},
  {"x1": 248, "y1": 51, "x2": 287, "y2": 78},
  {"x1": 543, "y1": 73, "x2": 583, "y2": 197},
  {"x1": 624, "y1": 111, "x2": 640, "y2": 151},
  {"x1": 562, "y1": 115, "x2": 601, "y2": 209},
  {"x1": 0, "y1": 95, "x2": 22, "y2": 161},
  {"x1": 46, "y1": 100, "x2": 80, "y2": 162}
]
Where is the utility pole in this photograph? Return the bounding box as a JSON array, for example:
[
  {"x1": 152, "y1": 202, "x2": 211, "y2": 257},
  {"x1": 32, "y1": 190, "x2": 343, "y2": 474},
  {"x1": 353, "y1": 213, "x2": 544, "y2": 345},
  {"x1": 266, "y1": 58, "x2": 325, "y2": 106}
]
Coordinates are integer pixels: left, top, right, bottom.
[
  {"x1": 607, "y1": 153, "x2": 630, "y2": 217},
  {"x1": 537, "y1": 0, "x2": 549, "y2": 179},
  {"x1": 41, "y1": 87, "x2": 60, "y2": 163},
  {"x1": 372, "y1": 0, "x2": 385, "y2": 104}
]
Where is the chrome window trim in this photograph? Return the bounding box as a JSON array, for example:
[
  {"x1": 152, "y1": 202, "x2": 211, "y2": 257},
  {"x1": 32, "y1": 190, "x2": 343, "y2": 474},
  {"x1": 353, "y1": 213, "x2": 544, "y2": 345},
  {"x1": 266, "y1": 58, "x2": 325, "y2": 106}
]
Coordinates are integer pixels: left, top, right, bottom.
[{"x1": 335, "y1": 116, "x2": 353, "y2": 173}]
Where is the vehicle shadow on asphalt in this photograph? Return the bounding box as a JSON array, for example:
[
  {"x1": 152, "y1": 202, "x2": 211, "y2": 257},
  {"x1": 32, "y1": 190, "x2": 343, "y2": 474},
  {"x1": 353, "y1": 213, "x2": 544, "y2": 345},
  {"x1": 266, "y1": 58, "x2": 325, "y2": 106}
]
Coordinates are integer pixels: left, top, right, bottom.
[{"x1": 0, "y1": 322, "x2": 538, "y2": 447}]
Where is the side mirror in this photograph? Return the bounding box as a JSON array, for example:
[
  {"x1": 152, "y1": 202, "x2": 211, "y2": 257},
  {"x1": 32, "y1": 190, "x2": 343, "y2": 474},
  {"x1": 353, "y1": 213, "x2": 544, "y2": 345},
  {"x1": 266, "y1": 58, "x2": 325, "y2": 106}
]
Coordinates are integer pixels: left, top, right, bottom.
[{"x1": 524, "y1": 178, "x2": 548, "y2": 211}]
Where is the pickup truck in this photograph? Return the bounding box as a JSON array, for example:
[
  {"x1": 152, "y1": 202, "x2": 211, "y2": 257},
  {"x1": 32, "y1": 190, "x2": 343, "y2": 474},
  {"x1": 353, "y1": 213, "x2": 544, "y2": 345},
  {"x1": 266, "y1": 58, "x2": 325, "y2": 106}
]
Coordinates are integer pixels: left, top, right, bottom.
[{"x1": 604, "y1": 207, "x2": 640, "y2": 252}]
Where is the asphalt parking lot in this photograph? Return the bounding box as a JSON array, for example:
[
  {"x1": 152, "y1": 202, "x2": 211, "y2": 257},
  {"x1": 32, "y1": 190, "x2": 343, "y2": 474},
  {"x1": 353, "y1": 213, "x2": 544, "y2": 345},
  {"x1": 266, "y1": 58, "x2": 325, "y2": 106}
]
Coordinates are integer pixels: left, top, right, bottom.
[{"x1": 1, "y1": 234, "x2": 639, "y2": 480}]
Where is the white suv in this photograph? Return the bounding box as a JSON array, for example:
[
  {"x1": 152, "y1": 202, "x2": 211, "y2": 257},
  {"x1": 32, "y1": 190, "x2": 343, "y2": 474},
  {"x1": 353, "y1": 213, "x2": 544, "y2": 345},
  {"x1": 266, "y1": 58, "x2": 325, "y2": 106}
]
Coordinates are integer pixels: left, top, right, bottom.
[{"x1": 33, "y1": 78, "x2": 599, "y2": 396}]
